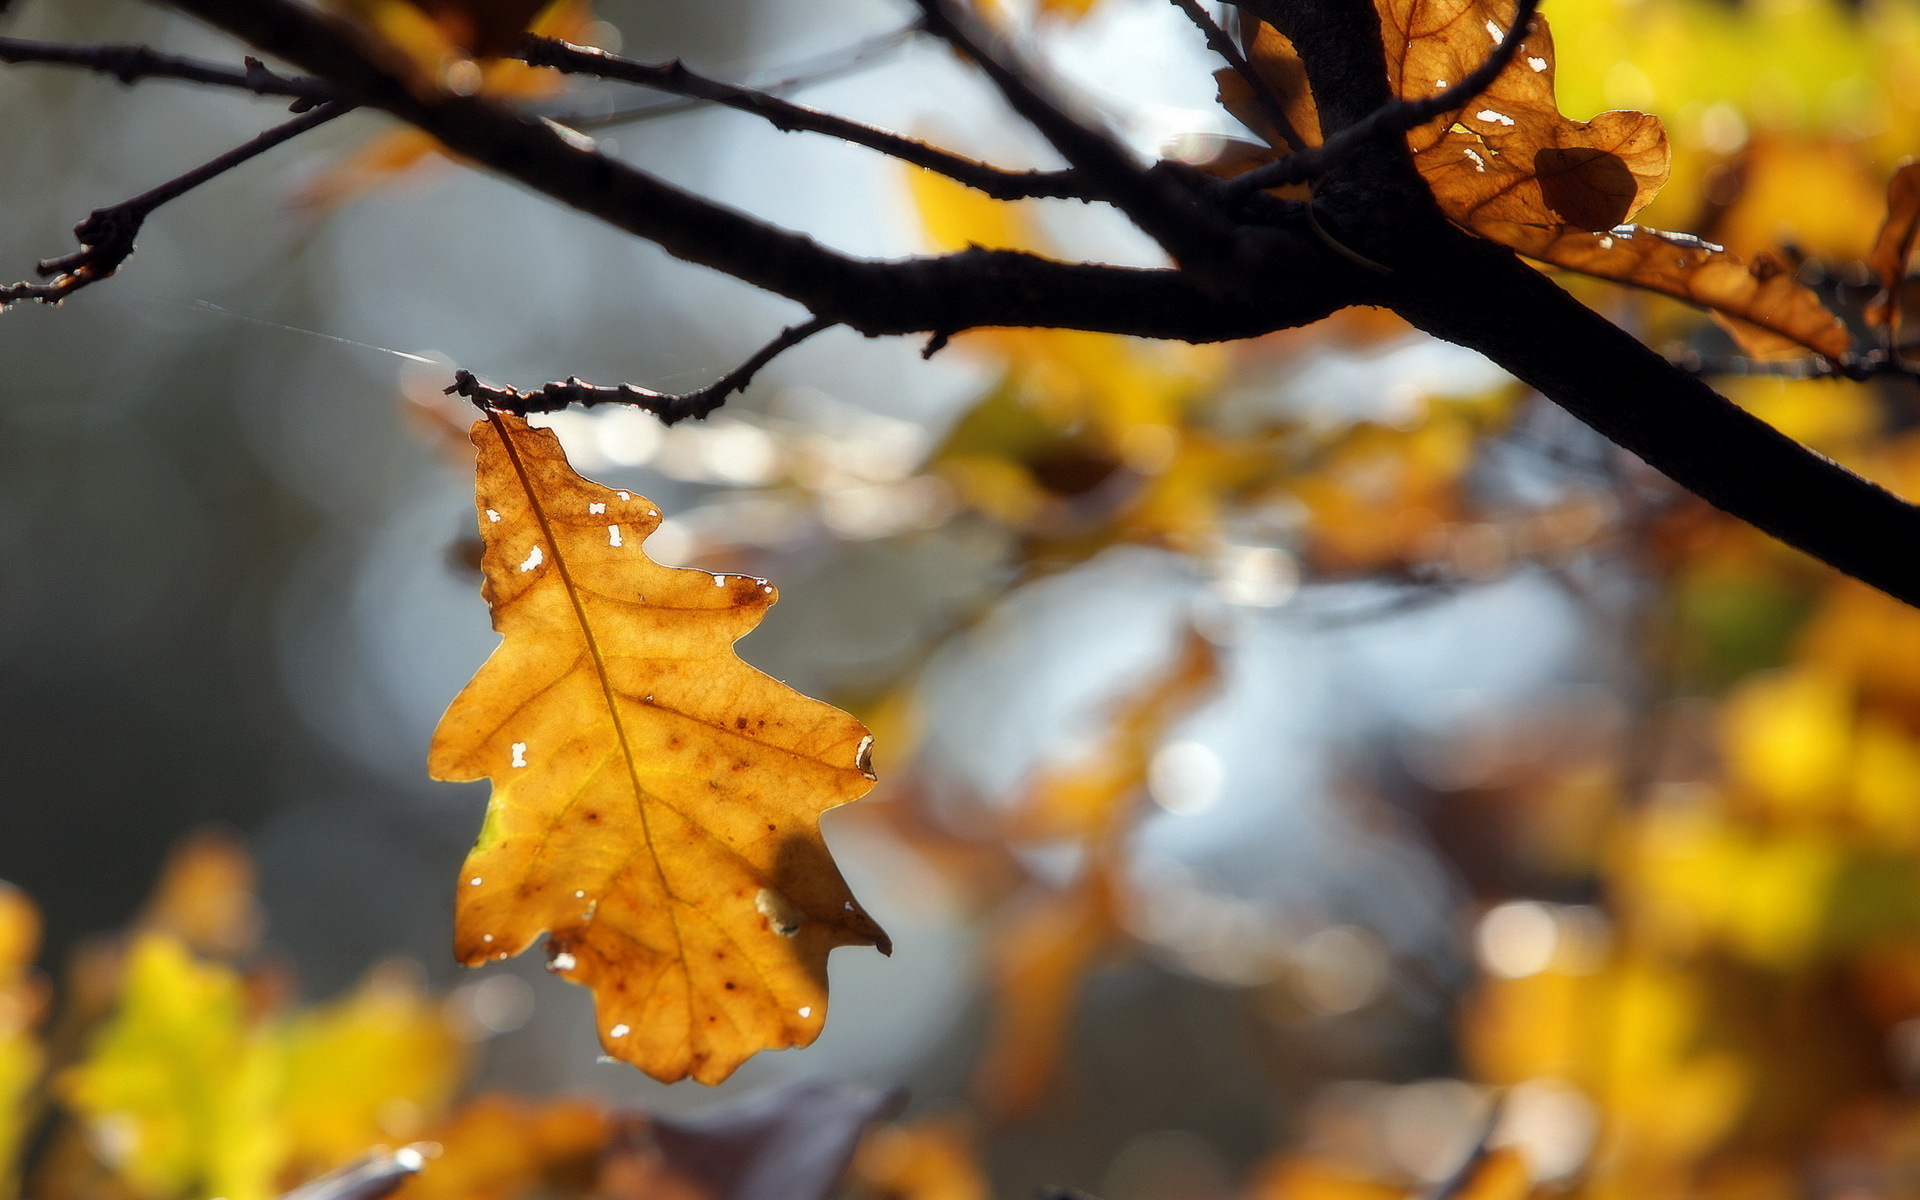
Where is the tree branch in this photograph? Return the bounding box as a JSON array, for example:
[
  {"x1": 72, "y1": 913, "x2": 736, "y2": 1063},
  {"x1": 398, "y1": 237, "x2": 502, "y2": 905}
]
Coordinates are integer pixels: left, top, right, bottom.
[
  {"x1": 551, "y1": 22, "x2": 919, "y2": 130},
  {"x1": 910, "y1": 0, "x2": 1242, "y2": 282},
  {"x1": 446, "y1": 316, "x2": 835, "y2": 424},
  {"x1": 519, "y1": 37, "x2": 1091, "y2": 201},
  {"x1": 1391, "y1": 226, "x2": 1920, "y2": 605},
  {"x1": 0, "y1": 36, "x2": 331, "y2": 105},
  {"x1": 0, "y1": 100, "x2": 350, "y2": 307},
  {"x1": 130, "y1": 0, "x2": 1920, "y2": 610},
  {"x1": 150, "y1": 0, "x2": 1360, "y2": 340}
]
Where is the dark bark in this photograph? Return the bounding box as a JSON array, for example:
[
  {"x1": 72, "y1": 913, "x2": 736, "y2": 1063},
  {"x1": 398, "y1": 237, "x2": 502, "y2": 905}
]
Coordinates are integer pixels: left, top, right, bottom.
[{"x1": 29, "y1": 0, "x2": 1920, "y2": 608}]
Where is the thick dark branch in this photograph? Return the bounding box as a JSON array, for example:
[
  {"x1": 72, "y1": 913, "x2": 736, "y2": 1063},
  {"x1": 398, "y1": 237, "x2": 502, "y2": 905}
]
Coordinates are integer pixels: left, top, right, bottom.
[
  {"x1": 520, "y1": 37, "x2": 1091, "y2": 201},
  {"x1": 911, "y1": 0, "x2": 1241, "y2": 282},
  {"x1": 1392, "y1": 227, "x2": 1920, "y2": 607},
  {"x1": 0, "y1": 100, "x2": 350, "y2": 307},
  {"x1": 0, "y1": 36, "x2": 331, "y2": 104},
  {"x1": 1166, "y1": 0, "x2": 1306, "y2": 153},
  {"x1": 1221, "y1": 0, "x2": 1538, "y2": 199},
  {"x1": 151, "y1": 0, "x2": 1355, "y2": 340},
  {"x1": 446, "y1": 316, "x2": 835, "y2": 424}
]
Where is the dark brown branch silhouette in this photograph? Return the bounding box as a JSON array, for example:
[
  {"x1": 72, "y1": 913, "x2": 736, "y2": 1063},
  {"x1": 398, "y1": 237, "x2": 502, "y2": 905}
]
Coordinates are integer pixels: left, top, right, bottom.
[
  {"x1": 10, "y1": 0, "x2": 1920, "y2": 611},
  {"x1": 0, "y1": 34, "x2": 330, "y2": 103},
  {"x1": 0, "y1": 99, "x2": 349, "y2": 307}
]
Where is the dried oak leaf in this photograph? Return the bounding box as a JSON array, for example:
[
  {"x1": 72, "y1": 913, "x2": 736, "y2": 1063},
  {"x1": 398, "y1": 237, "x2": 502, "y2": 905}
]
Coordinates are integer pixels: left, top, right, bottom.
[
  {"x1": 1383, "y1": 0, "x2": 1847, "y2": 358},
  {"x1": 1484, "y1": 223, "x2": 1850, "y2": 360},
  {"x1": 430, "y1": 412, "x2": 889, "y2": 1085},
  {"x1": 1212, "y1": 0, "x2": 1849, "y2": 359},
  {"x1": 1381, "y1": 0, "x2": 1668, "y2": 233}
]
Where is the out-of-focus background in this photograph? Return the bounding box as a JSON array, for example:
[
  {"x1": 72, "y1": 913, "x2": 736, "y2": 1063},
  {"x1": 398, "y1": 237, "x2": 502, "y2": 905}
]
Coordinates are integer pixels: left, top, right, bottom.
[{"x1": 7, "y1": 1, "x2": 1920, "y2": 1198}]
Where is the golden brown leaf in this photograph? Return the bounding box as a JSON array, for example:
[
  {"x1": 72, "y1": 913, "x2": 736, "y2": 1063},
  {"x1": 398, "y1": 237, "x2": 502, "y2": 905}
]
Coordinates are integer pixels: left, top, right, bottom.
[
  {"x1": 1215, "y1": 24, "x2": 1322, "y2": 153},
  {"x1": 1486, "y1": 224, "x2": 1852, "y2": 360},
  {"x1": 430, "y1": 412, "x2": 889, "y2": 1085},
  {"x1": 1212, "y1": 0, "x2": 1847, "y2": 358},
  {"x1": 1382, "y1": 0, "x2": 1668, "y2": 232},
  {"x1": 1868, "y1": 160, "x2": 1920, "y2": 332},
  {"x1": 1382, "y1": 0, "x2": 1854, "y2": 357}
]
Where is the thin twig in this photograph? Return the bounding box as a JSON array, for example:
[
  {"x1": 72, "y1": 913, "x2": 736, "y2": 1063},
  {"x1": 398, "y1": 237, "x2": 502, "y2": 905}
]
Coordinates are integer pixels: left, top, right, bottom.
[
  {"x1": 521, "y1": 37, "x2": 1089, "y2": 201},
  {"x1": 1220, "y1": 0, "x2": 1540, "y2": 200},
  {"x1": 911, "y1": 0, "x2": 1238, "y2": 281},
  {"x1": 1166, "y1": 0, "x2": 1306, "y2": 153},
  {"x1": 1672, "y1": 347, "x2": 1893, "y2": 382},
  {"x1": 273, "y1": 1149, "x2": 423, "y2": 1200},
  {"x1": 0, "y1": 100, "x2": 351, "y2": 308},
  {"x1": 554, "y1": 23, "x2": 917, "y2": 130},
  {"x1": 446, "y1": 316, "x2": 836, "y2": 424},
  {"x1": 0, "y1": 36, "x2": 332, "y2": 106}
]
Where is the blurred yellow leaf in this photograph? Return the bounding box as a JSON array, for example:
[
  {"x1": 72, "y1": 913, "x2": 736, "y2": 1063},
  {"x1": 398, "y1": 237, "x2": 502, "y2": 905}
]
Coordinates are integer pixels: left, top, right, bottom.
[
  {"x1": 851, "y1": 1116, "x2": 991, "y2": 1200},
  {"x1": 1722, "y1": 667, "x2": 1853, "y2": 820},
  {"x1": 391, "y1": 1095, "x2": 607, "y2": 1200},
  {"x1": 279, "y1": 965, "x2": 464, "y2": 1175},
  {"x1": 0, "y1": 884, "x2": 44, "y2": 1200},
  {"x1": 61, "y1": 935, "x2": 285, "y2": 1200}
]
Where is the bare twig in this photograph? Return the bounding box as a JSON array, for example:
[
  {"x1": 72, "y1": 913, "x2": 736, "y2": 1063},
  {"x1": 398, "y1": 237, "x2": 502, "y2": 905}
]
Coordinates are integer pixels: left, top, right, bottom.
[
  {"x1": 1166, "y1": 0, "x2": 1306, "y2": 153},
  {"x1": 554, "y1": 22, "x2": 918, "y2": 129},
  {"x1": 1671, "y1": 347, "x2": 1895, "y2": 382},
  {"x1": 0, "y1": 36, "x2": 332, "y2": 106},
  {"x1": 1, "y1": 100, "x2": 351, "y2": 308},
  {"x1": 446, "y1": 316, "x2": 836, "y2": 424},
  {"x1": 521, "y1": 37, "x2": 1090, "y2": 201},
  {"x1": 1220, "y1": 0, "x2": 1540, "y2": 200},
  {"x1": 273, "y1": 1148, "x2": 423, "y2": 1200},
  {"x1": 911, "y1": 0, "x2": 1241, "y2": 280}
]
